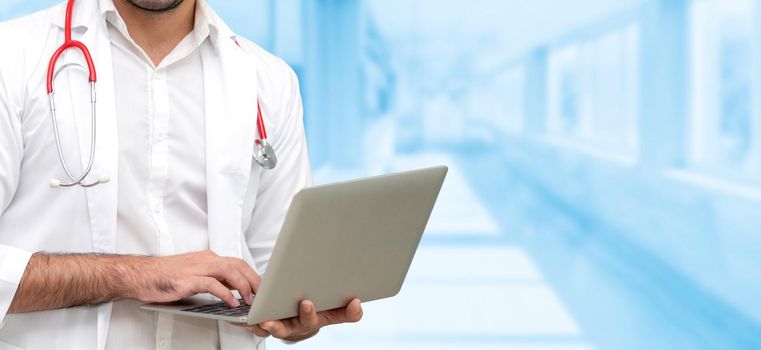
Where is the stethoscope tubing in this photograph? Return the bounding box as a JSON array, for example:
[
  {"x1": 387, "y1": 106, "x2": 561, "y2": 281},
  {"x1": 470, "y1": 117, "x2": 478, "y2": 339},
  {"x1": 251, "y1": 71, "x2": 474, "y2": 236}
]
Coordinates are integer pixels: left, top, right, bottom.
[
  {"x1": 47, "y1": 0, "x2": 100, "y2": 188},
  {"x1": 48, "y1": 76, "x2": 98, "y2": 188},
  {"x1": 47, "y1": 0, "x2": 97, "y2": 93}
]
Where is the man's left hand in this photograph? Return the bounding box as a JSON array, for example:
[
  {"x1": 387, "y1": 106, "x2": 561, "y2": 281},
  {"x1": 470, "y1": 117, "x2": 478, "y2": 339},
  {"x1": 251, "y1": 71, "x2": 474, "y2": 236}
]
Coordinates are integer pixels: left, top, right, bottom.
[{"x1": 233, "y1": 298, "x2": 363, "y2": 342}]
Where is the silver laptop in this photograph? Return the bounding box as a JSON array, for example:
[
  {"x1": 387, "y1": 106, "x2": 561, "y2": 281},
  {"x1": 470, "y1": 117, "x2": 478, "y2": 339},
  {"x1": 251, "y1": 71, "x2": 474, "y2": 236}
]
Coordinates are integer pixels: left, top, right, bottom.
[{"x1": 141, "y1": 165, "x2": 448, "y2": 325}]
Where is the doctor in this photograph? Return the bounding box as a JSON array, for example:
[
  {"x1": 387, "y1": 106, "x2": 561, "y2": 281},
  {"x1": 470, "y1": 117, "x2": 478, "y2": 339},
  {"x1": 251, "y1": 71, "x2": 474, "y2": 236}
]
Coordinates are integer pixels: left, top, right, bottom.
[{"x1": 0, "y1": 0, "x2": 362, "y2": 349}]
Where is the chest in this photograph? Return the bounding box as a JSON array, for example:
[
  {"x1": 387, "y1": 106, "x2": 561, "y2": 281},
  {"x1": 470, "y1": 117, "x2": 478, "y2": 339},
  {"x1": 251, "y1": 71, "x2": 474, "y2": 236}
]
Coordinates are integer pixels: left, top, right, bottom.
[
  {"x1": 111, "y1": 41, "x2": 207, "y2": 181},
  {"x1": 15, "y1": 35, "x2": 264, "y2": 255}
]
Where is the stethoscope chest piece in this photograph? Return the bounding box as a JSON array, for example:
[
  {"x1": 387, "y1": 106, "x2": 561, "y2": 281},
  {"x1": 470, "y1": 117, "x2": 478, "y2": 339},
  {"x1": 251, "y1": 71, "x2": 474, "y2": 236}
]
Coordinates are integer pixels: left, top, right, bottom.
[
  {"x1": 252, "y1": 100, "x2": 276, "y2": 169},
  {"x1": 254, "y1": 139, "x2": 277, "y2": 169}
]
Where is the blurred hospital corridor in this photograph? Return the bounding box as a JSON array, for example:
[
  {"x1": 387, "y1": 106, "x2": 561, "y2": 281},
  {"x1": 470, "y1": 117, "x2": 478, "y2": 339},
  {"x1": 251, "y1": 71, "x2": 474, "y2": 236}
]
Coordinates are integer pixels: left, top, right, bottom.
[{"x1": 271, "y1": 148, "x2": 761, "y2": 350}]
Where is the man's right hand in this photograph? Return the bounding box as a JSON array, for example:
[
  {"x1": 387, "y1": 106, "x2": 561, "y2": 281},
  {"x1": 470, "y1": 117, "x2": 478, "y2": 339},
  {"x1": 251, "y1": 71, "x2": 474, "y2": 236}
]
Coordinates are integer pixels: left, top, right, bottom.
[
  {"x1": 131, "y1": 250, "x2": 261, "y2": 307},
  {"x1": 8, "y1": 250, "x2": 260, "y2": 314}
]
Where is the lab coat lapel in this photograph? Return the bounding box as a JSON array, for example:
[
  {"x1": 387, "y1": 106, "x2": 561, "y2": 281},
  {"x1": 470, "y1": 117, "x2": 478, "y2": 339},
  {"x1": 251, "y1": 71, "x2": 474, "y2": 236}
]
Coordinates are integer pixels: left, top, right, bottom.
[
  {"x1": 203, "y1": 24, "x2": 265, "y2": 349},
  {"x1": 203, "y1": 37, "x2": 258, "y2": 259},
  {"x1": 86, "y1": 16, "x2": 120, "y2": 350},
  {"x1": 75, "y1": 2, "x2": 118, "y2": 256}
]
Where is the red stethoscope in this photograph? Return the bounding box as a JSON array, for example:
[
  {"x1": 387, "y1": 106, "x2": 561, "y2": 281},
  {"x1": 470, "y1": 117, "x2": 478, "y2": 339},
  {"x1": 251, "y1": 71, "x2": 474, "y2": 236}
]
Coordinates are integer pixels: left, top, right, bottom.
[{"x1": 46, "y1": 0, "x2": 276, "y2": 189}]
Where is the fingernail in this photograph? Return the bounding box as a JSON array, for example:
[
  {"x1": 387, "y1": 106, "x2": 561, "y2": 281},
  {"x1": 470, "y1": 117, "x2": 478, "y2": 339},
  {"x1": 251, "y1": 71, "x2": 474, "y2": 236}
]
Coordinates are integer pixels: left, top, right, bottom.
[{"x1": 233, "y1": 299, "x2": 240, "y2": 307}]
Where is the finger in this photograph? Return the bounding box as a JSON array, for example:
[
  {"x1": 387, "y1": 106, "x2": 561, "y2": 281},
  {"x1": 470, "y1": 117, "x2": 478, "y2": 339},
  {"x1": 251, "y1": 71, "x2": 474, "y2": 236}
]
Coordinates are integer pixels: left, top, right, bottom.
[
  {"x1": 225, "y1": 269, "x2": 254, "y2": 305},
  {"x1": 231, "y1": 258, "x2": 262, "y2": 293},
  {"x1": 261, "y1": 320, "x2": 291, "y2": 339},
  {"x1": 230, "y1": 323, "x2": 271, "y2": 338},
  {"x1": 208, "y1": 262, "x2": 253, "y2": 305},
  {"x1": 299, "y1": 300, "x2": 319, "y2": 330},
  {"x1": 346, "y1": 298, "x2": 363, "y2": 322},
  {"x1": 252, "y1": 326, "x2": 271, "y2": 338},
  {"x1": 195, "y1": 277, "x2": 238, "y2": 308},
  {"x1": 317, "y1": 299, "x2": 363, "y2": 325}
]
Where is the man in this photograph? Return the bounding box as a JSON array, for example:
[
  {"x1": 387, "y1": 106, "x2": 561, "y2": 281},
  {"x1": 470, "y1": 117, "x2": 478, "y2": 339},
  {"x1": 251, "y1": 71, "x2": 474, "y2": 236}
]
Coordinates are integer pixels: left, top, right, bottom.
[{"x1": 0, "y1": 0, "x2": 362, "y2": 348}]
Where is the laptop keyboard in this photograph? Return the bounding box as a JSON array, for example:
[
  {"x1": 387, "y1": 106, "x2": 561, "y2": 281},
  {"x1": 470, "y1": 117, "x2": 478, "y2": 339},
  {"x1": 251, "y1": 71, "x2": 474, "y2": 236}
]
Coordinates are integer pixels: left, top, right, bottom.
[{"x1": 181, "y1": 299, "x2": 250, "y2": 318}]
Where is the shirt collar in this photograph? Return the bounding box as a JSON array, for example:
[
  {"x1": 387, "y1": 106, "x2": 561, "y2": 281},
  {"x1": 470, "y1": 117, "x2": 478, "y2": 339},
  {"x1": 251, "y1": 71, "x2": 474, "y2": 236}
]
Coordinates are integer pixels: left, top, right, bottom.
[
  {"x1": 51, "y1": 0, "x2": 235, "y2": 48},
  {"x1": 99, "y1": 0, "x2": 219, "y2": 49},
  {"x1": 51, "y1": 0, "x2": 100, "y2": 29}
]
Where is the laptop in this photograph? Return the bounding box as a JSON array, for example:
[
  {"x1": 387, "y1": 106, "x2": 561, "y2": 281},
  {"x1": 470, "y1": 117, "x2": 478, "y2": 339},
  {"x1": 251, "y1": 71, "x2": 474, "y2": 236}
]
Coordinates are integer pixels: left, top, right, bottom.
[{"x1": 141, "y1": 165, "x2": 448, "y2": 325}]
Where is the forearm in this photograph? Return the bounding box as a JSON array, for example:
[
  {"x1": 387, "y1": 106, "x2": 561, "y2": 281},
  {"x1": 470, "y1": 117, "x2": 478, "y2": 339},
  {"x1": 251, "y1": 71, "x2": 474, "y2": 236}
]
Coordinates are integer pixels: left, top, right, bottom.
[{"x1": 8, "y1": 253, "x2": 149, "y2": 314}]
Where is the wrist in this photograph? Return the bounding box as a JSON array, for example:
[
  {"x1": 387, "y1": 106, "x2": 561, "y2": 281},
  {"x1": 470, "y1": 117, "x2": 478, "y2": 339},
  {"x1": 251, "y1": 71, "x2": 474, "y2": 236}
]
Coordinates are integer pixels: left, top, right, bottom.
[{"x1": 114, "y1": 255, "x2": 156, "y2": 300}]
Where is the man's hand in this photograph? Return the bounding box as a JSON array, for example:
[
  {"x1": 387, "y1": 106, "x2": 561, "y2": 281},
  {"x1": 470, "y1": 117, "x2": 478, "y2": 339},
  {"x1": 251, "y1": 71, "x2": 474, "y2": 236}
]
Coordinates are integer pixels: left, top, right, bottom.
[
  {"x1": 9, "y1": 250, "x2": 260, "y2": 314},
  {"x1": 234, "y1": 299, "x2": 363, "y2": 342},
  {"x1": 130, "y1": 250, "x2": 261, "y2": 307}
]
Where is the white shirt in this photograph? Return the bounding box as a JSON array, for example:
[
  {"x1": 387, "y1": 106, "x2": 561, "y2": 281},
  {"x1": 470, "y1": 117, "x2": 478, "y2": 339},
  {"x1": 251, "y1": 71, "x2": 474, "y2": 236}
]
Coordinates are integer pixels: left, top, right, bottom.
[
  {"x1": 100, "y1": 1, "x2": 219, "y2": 349},
  {"x1": 0, "y1": 0, "x2": 313, "y2": 348}
]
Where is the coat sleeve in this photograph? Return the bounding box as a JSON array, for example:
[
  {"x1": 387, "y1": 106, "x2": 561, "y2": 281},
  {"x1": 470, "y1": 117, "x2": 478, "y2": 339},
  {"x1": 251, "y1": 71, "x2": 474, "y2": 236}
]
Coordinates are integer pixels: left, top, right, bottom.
[
  {"x1": 244, "y1": 64, "x2": 313, "y2": 274},
  {"x1": 0, "y1": 46, "x2": 34, "y2": 322}
]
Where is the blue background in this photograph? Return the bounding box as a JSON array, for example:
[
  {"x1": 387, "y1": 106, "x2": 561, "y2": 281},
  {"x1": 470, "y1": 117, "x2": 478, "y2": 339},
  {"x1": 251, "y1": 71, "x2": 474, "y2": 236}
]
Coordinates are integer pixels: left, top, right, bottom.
[{"x1": 3, "y1": 1, "x2": 761, "y2": 349}]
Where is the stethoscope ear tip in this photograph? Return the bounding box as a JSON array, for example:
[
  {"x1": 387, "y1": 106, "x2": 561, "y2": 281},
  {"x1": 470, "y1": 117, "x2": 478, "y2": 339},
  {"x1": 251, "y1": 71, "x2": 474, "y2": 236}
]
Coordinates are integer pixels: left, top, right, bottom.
[{"x1": 49, "y1": 179, "x2": 61, "y2": 188}]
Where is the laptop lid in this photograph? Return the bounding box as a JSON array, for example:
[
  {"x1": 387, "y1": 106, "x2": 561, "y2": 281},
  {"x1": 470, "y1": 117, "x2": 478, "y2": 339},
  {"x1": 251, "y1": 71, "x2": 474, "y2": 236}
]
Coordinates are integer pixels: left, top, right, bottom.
[{"x1": 246, "y1": 165, "x2": 448, "y2": 324}]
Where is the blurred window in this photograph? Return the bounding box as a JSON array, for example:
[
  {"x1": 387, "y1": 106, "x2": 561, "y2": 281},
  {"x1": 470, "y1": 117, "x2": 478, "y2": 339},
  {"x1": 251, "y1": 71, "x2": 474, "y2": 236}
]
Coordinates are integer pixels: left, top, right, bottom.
[
  {"x1": 472, "y1": 66, "x2": 525, "y2": 135},
  {"x1": 547, "y1": 24, "x2": 640, "y2": 157},
  {"x1": 548, "y1": 46, "x2": 582, "y2": 134},
  {"x1": 500, "y1": 66, "x2": 526, "y2": 134},
  {"x1": 689, "y1": 0, "x2": 761, "y2": 179}
]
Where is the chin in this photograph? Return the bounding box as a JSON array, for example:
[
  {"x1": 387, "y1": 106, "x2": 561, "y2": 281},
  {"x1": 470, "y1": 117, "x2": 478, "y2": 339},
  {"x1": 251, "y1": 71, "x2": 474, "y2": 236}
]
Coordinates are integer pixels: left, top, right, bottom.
[{"x1": 126, "y1": 0, "x2": 185, "y2": 13}]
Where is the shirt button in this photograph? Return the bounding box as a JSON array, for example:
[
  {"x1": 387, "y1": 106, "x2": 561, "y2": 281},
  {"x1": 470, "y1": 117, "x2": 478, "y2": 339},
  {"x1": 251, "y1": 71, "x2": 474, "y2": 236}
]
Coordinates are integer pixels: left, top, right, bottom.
[
  {"x1": 156, "y1": 131, "x2": 167, "y2": 142},
  {"x1": 158, "y1": 339, "x2": 169, "y2": 349},
  {"x1": 153, "y1": 205, "x2": 161, "y2": 215}
]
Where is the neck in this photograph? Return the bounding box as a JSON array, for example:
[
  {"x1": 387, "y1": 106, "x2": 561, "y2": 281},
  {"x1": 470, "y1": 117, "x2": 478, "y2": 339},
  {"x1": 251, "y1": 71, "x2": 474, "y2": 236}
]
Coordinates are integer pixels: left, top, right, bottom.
[{"x1": 113, "y1": 0, "x2": 196, "y2": 66}]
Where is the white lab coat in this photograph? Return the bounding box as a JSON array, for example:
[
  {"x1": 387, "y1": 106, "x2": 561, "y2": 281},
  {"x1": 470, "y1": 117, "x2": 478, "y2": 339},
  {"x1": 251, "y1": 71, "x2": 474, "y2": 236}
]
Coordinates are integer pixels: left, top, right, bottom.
[{"x1": 0, "y1": 1, "x2": 312, "y2": 349}]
